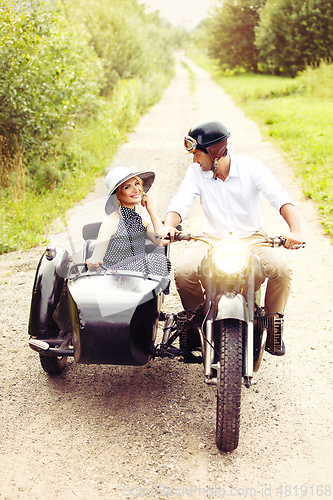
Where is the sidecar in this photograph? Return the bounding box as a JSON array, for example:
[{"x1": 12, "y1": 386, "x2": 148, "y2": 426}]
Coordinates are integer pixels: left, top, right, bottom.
[{"x1": 28, "y1": 223, "x2": 170, "y2": 374}]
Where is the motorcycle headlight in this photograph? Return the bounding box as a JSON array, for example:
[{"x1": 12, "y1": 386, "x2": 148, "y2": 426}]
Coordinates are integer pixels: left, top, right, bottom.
[{"x1": 213, "y1": 240, "x2": 249, "y2": 275}]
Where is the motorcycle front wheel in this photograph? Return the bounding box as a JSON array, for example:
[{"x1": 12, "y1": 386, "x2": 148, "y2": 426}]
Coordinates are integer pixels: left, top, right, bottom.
[{"x1": 215, "y1": 319, "x2": 243, "y2": 452}]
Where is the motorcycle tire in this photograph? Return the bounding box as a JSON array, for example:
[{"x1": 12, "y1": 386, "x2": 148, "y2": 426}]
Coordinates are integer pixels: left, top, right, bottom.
[
  {"x1": 39, "y1": 354, "x2": 67, "y2": 375},
  {"x1": 215, "y1": 319, "x2": 243, "y2": 452}
]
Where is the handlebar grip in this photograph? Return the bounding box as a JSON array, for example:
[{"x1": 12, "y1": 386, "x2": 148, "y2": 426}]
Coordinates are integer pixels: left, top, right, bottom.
[
  {"x1": 174, "y1": 233, "x2": 192, "y2": 241},
  {"x1": 272, "y1": 237, "x2": 306, "y2": 249}
]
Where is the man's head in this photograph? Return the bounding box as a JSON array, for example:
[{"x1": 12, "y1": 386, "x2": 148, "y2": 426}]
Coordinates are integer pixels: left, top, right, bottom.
[{"x1": 184, "y1": 119, "x2": 231, "y2": 170}]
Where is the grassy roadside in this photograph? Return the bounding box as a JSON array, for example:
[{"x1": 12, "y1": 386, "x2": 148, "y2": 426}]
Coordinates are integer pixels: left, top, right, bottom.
[
  {"x1": 191, "y1": 52, "x2": 333, "y2": 243},
  {"x1": 0, "y1": 75, "x2": 173, "y2": 255}
]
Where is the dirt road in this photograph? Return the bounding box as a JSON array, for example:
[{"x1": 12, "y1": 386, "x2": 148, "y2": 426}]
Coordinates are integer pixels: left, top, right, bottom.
[{"x1": 0, "y1": 54, "x2": 332, "y2": 500}]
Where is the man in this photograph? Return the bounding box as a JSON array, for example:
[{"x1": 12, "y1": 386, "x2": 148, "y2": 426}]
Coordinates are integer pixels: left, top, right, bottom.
[{"x1": 160, "y1": 119, "x2": 303, "y2": 355}]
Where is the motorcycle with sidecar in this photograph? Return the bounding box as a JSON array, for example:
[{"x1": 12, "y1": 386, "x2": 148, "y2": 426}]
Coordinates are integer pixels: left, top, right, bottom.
[{"x1": 28, "y1": 222, "x2": 304, "y2": 452}]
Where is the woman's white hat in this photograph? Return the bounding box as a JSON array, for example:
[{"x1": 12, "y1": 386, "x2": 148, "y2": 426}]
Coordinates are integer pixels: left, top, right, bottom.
[{"x1": 105, "y1": 165, "x2": 155, "y2": 214}]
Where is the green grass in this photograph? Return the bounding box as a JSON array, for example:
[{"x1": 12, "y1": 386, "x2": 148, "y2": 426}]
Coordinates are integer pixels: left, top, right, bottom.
[
  {"x1": 181, "y1": 60, "x2": 196, "y2": 94},
  {"x1": 191, "y1": 52, "x2": 333, "y2": 242}
]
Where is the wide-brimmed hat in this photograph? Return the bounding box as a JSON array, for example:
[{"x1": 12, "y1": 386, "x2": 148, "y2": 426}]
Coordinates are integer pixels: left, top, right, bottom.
[{"x1": 104, "y1": 165, "x2": 155, "y2": 214}]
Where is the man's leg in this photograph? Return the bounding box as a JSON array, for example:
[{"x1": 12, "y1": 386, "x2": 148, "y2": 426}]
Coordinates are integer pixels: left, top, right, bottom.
[
  {"x1": 251, "y1": 233, "x2": 293, "y2": 356},
  {"x1": 174, "y1": 242, "x2": 208, "y2": 310},
  {"x1": 255, "y1": 245, "x2": 293, "y2": 314},
  {"x1": 241, "y1": 230, "x2": 293, "y2": 314}
]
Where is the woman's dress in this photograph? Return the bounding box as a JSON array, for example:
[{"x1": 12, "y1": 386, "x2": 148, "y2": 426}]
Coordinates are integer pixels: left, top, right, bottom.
[{"x1": 103, "y1": 206, "x2": 170, "y2": 276}]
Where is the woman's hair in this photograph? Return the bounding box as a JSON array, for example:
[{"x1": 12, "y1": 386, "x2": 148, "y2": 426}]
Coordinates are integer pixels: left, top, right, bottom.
[{"x1": 115, "y1": 176, "x2": 143, "y2": 205}]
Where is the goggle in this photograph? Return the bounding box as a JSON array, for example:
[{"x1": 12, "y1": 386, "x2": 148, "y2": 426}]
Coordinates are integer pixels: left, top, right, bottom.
[{"x1": 184, "y1": 135, "x2": 197, "y2": 153}]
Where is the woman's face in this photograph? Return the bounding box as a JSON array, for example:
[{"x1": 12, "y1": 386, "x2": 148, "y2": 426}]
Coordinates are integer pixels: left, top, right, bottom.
[{"x1": 117, "y1": 176, "x2": 143, "y2": 208}]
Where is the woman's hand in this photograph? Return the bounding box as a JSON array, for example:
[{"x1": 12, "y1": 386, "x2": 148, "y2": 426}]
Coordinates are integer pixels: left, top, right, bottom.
[
  {"x1": 141, "y1": 193, "x2": 153, "y2": 213},
  {"x1": 86, "y1": 256, "x2": 103, "y2": 271}
]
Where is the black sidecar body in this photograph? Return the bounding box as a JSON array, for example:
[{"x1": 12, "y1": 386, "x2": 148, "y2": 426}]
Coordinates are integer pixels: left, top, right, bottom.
[{"x1": 28, "y1": 223, "x2": 170, "y2": 373}]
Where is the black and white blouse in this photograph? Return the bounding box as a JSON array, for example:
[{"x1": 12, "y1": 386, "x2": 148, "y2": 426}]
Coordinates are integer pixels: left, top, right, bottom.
[{"x1": 103, "y1": 206, "x2": 170, "y2": 276}]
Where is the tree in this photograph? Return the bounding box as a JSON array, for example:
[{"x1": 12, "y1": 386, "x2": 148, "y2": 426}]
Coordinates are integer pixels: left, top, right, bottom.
[
  {"x1": 205, "y1": 0, "x2": 263, "y2": 72},
  {"x1": 255, "y1": 0, "x2": 333, "y2": 76},
  {"x1": 0, "y1": 10, "x2": 103, "y2": 158},
  {"x1": 62, "y1": 0, "x2": 174, "y2": 96}
]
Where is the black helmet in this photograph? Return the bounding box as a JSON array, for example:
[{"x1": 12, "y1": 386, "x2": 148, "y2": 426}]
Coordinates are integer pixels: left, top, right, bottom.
[{"x1": 184, "y1": 119, "x2": 231, "y2": 153}]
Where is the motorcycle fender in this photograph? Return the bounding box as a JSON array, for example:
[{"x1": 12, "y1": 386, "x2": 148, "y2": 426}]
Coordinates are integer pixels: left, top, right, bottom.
[
  {"x1": 28, "y1": 247, "x2": 71, "y2": 338},
  {"x1": 214, "y1": 293, "x2": 248, "y2": 323}
]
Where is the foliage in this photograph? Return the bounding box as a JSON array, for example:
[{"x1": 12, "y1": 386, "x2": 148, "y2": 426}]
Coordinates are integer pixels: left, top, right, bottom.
[
  {"x1": 0, "y1": 9, "x2": 103, "y2": 160},
  {"x1": 202, "y1": 0, "x2": 333, "y2": 77},
  {"x1": 0, "y1": 77, "x2": 161, "y2": 253},
  {"x1": 195, "y1": 57, "x2": 333, "y2": 241},
  {"x1": 0, "y1": 0, "x2": 174, "y2": 167},
  {"x1": 255, "y1": 0, "x2": 333, "y2": 76},
  {"x1": 61, "y1": 0, "x2": 174, "y2": 96},
  {"x1": 0, "y1": 0, "x2": 175, "y2": 254},
  {"x1": 205, "y1": 0, "x2": 262, "y2": 72}
]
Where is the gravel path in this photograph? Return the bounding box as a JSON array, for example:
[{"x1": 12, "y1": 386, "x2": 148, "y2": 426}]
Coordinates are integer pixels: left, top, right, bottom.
[{"x1": 0, "y1": 53, "x2": 332, "y2": 500}]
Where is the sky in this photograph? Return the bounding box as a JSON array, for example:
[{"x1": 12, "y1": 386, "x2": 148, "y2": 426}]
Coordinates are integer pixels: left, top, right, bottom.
[{"x1": 139, "y1": 0, "x2": 218, "y2": 30}]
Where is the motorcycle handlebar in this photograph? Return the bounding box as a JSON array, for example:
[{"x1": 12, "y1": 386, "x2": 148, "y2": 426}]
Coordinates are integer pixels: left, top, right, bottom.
[
  {"x1": 269, "y1": 237, "x2": 306, "y2": 249},
  {"x1": 161, "y1": 233, "x2": 192, "y2": 241},
  {"x1": 173, "y1": 233, "x2": 192, "y2": 241},
  {"x1": 165, "y1": 233, "x2": 306, "y2": 249}
]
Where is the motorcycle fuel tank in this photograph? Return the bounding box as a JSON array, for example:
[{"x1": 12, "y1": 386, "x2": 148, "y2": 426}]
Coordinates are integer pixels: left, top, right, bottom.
[{"x1": 68, "y1": 272, "x2": 169, "y2": 365}]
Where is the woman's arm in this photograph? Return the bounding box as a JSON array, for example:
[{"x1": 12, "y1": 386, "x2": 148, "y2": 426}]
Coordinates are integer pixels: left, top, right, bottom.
[
  {"x1": 141, "y1": 194, "x2": 169, "y2": 247},
  {"x1": 86, "y1": 212, "x2": 119, "y2": 270}
]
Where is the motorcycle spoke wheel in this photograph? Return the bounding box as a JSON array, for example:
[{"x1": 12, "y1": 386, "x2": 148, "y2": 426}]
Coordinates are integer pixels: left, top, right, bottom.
[
  {"x1": 215, "y1": 319, "x2": 243, "y2": 452},
  {"x1": 39, "y1": 354, "x2": 67, "y2": 375}
]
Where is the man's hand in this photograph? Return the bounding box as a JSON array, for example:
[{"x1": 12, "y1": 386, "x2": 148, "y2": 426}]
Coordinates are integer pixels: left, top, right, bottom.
[
  {"x1": 159, "y1": 211, "x2": 182, "y2": 242},
  {"x1": 159, "y1": 225, "x2": 180, "y2": 242},
  {"x1": 282, "y1": 230, "x2": 304, "y2": 249}
]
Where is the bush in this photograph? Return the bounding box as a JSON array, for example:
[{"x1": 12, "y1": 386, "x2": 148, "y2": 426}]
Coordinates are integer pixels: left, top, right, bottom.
[
  {"x1": 0, "y1": 0, "x2": 176, "y2": 254},
  {"x1": 0, "y1": 10, "x2": 104, "y2": 161}
]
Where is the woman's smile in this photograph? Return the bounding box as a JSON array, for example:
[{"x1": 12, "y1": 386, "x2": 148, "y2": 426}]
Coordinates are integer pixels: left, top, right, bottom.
[{"x1": 118, "y1": 177, "x2": 143, "y2": 207}]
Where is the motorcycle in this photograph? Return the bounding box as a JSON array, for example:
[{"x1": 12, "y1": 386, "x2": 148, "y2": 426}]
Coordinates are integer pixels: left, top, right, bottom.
[
  {"x1": 28, "y1": 222, "x2": 304, "y2": 452},
  {"x1": 155, "y1": 232, "x2": 305, "y2": 452}
]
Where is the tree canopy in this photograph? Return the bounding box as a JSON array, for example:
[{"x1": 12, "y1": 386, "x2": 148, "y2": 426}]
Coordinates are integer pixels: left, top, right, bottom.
[
  {"x1": 255, "y1": 0, "x2": 333, "y2": 76},
  {"x1": 0, "y1": 0, "x2": 175, "y2": 161},
  {"x1": 0, "y1": 9, "x2": 103, "y2": 159},
  {"x1": 204, "y1": 0, "x2": 333, "y2": 76},
  {"x1": 205, "y1": 0, "x2": 262, "y2": 72}
]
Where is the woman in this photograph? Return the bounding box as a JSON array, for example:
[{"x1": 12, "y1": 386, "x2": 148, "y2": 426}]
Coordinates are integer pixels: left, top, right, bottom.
[{"x1": 86, "y1": 165, "x2": 170, "y2": 275}]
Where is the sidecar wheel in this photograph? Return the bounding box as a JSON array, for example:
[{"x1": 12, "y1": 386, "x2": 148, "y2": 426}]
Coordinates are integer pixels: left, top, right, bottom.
[
  {"x1": 215, "y1": 319, "x2": 243, "y2": 452},
  {"x1": 39, "y1": 354, "x2": 67, "y2": 375}
]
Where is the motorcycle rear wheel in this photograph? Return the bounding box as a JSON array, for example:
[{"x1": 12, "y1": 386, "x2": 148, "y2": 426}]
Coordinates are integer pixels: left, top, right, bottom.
[
  {"x1": 39, "y1": 354, "x2": 67, "y2": 375},
  {"x1": 215, "y1": 319, "x2": 243, "y2": 452}
]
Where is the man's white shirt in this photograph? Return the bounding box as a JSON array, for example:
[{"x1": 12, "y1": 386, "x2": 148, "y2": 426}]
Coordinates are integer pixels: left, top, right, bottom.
[{"x1": 167, "y1": 153, "x2": 293, "y2": 238}]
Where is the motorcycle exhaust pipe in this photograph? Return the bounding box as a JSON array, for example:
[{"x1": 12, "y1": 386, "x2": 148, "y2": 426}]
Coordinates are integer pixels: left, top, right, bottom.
[
  {"x1": 197, "y1": 326, "x2": 205, "y2": 361},
  {"x1": 244, "y1": 321, "x2": 254, "y2": 388},
  {"x1": 204, "y1": 319, "x2": 214, "y2": 378}
]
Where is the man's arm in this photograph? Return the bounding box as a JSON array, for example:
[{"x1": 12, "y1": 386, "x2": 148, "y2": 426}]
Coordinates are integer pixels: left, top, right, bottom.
[
  {"x1": 159, "y1": 211, "x2": 182, "y2": 242},
  {"x1": 280, "y1": 203, "x2": 303, "y2": 249}
]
